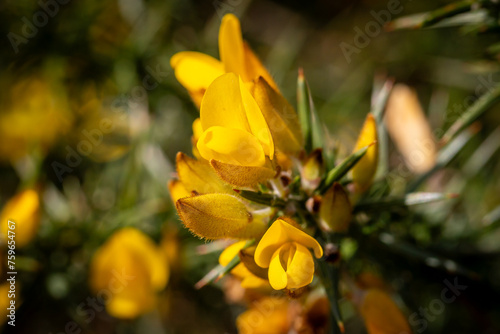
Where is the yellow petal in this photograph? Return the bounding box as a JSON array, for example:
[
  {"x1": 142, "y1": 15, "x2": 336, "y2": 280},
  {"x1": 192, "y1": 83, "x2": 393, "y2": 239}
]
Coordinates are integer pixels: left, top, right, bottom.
[
  {"x1": 0, "y1": 189, "x2": 40, "y2": 248},
  {"x1": 200, "y1": 73, "x2": 274, "y2": 160},
  {"x1": 239, "y1": 246, "x2": 269, "y2": 280},
  {"x1": 360, "y1": 289, "x2": 412, "y2": 334},
  {"x1": 191, "y1": 119, "x2": 204, "y2": 159},
  {"x1": 239, "y1": 76, "x2": 274, "y2": 158},
  {"x1": 218, "y1": 14, "x2": 278, "y2": 88},
  {"x1": 176, "y1": 193, "x2": 267, "y2": 240},
  {"x1": 268, "y1": 246, "x2": 288, "y2": 290},
  {"x1": 385, "y1": 84, "x2": 437, "y2": 173},
  {"x1": 219, "y1": 241, "x2": 252, "y2": 279},
  {"x1": 198, "y1": 126, "x2": 266, "y2": 167},
  {"x1": 200, "y1": 73, "x2": 250, "y2": 132},
  {"x1": 285, "y1": 242, "x2": 315, "y2": 289},
  {"x1": 219, "y1": 14, "x2": 246, "y2": 78},
  {"x1": 243, "y1": 42, "x2": 279, "y2": 91},
  {"x1": 176, "y1": 152, "x2": 232, "y2": 194},
  {"x1": 219, "y1": 242, "x2": 268, "y2": 287},
  {"x1": 192, "y1": 117, "x2": 204, "y2": 143},
  {"x1": 210, "y1": 159, "x2": 276, "y2": 187},
  {"x1": 219, "y1": 241, "x2": 248, "y2": 266},
  {"x1": 168, "y1": 179, "x2": 190, "y2": 203},
  {"x1": 170, "y1": 51, "x2": 225, "y2": 107},
  {"x1": 250, "y1": 77, "x2": 303, "y2": 154},
  {"x1": 319, "y1": 183, "x2": 352, "y2": 233},
  {"x1": 254, "y1": 219, "x2": 323, "y2": 268},
  {"x1": 352, "y1": 113, "x2": 378, "y2": 191}
]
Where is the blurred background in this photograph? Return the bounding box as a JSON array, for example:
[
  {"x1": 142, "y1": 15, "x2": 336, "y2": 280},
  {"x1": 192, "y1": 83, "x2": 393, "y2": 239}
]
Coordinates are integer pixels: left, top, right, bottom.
[{"x1": 0, "y1": 0, "x2": 500, "y2": 333}]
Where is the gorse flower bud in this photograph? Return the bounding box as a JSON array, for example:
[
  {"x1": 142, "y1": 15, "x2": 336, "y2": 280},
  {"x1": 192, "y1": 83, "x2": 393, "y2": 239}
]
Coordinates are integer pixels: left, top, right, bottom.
[
  {"x1": 352, "y1": 113, "x2": 378, "y2": 191},
  {"x1": 176, "y1": 193, "x2": 268, "y2": 240},
  {"x1": 318, "y1": 183, "x2": 352, "y2": 233},
  {"x1": 301, "y1": 149, "x2": 324, "y2": 193}
]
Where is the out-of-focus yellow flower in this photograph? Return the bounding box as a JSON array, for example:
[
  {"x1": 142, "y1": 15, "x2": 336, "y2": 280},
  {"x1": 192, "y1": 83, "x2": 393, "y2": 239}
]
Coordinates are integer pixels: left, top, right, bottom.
[
  {"x1": 319, "y1": 182, "x2": 352, "y2": 233},
  {"x1": 219, "y1": 241, "x2": 268, "y2": 289},
  {"x1": 352, "y1": 113, "x2": 378, "y2": 192},
  {"x1": 360, "y1": 289, "x2": 412, "y2": 334},
  {"x1": 171, "y1": 14, "x2": 278, "y2": 107},
  {"x1": 0, "y1": 76, "x2": 71, "y2": 161},
  {"x1": 90, "y1": 228, "x2": 169, "y2": 319},
  {"x1": 254, "y1": 219, "x2": 323, "y2": 290},
  {"x1": 176, "y1": 193, "x2": 268, "y2": 240},
  {"x1": 385, "y1": 84, "x2": 437, "y2": 173},
  {"x1": 0, "y1": 189, "x2": 40, "y2": 248},
  {"x1": 237, "y1": 297, "x2": 290, "y2": 334}
]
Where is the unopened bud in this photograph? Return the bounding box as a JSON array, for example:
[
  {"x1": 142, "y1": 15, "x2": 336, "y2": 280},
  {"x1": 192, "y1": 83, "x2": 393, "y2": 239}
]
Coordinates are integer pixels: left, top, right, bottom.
[
  {"x1": 301, "y1": 149, "x2": 324, "y2": 193},
  {"x1": 318, "y1": 183, "x2": 352, "y2": 233}
]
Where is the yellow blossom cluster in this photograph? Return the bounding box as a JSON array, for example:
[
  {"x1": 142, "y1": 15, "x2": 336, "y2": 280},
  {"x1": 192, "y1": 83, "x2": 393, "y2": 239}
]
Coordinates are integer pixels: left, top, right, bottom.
[{"x1": 168, "y1": 13, "x2": 410, "y2": 334}]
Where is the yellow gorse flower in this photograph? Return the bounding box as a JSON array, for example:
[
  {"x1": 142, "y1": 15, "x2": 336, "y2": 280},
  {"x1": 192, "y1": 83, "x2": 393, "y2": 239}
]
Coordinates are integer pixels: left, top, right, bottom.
[
  {"x1": 171, "y1": 14, "x2": 278, "y2": 108},
  {"x1": 89, "y1": 228, "x2": 169, "y2": 319},
  {"x1": 0, "y1": 189, "x2": 40, "y2": 248},
  {"x1": 197, "y1": 72, "x2": 274, "y2": 168},
  {"x1": 254, "y1": 219, "x2": 323, "y2": 290},
  {"x1": 167, "y1": 11, "x2": 432, "y2": 334},
  {"x1": 170, "y1": 14, "x2": 303, "y2": 187},
  {"x1": 190, "y1": 71, "x2": 302, "y2": 186}
]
